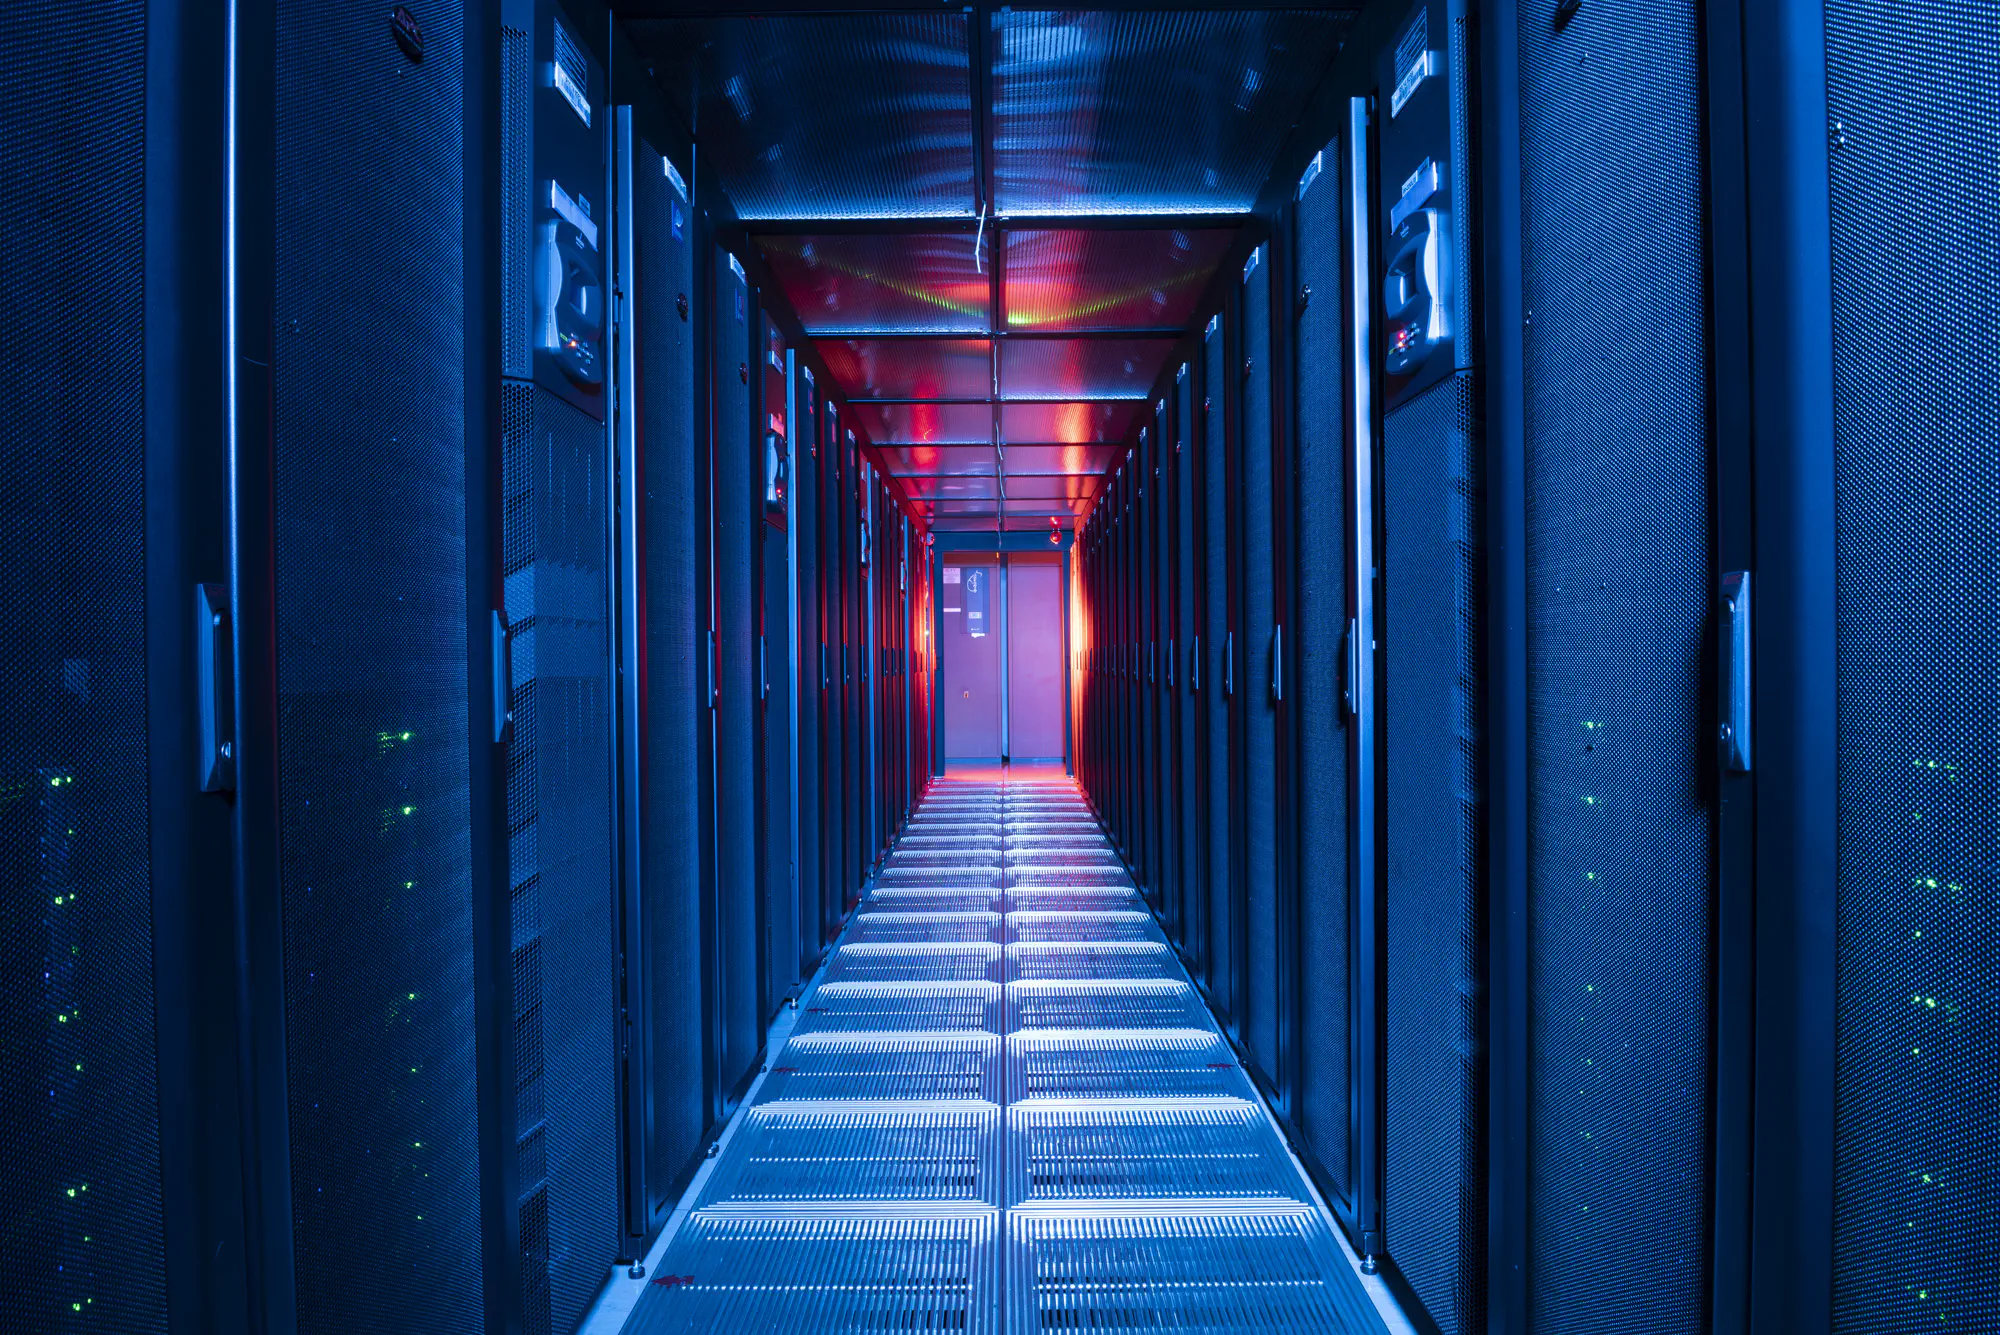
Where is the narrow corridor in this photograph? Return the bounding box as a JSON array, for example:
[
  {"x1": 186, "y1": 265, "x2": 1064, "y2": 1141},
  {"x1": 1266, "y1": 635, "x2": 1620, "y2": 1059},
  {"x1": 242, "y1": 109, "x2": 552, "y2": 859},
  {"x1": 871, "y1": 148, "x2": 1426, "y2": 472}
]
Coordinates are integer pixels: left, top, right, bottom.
[{"x1": 626, "y1": 770, "x2": 1380, "y2": 1332}]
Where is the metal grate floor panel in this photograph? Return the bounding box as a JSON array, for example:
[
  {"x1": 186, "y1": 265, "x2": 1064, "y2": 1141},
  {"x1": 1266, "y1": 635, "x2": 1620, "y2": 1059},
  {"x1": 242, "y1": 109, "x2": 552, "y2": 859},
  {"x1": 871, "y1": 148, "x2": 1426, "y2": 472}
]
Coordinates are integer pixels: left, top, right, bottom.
[
  {"x1": 798, "y1": 982, "x2": 1003, "y2": 1034},
  {"x1": 1006, "y1": 887, "x2": 1147, "y2": 912},
  {"x1": 627, "y1": 1211, "x2": 1000, "y2": 1333},
  {"x1": 699, "y1": 1103, "x2": 1003, "y2": 1208},
  {"x1": 759, "y1": 1034, "x2": 1003, "y2": 1103},
  {"x1": 850, "y1": 911, "x2": 1004, "y2": 944},
  {"x1": 1007, "y1": 942, "x2": 1181, "y2": 980},
  {"x1": 865, "y1": 886, "x2": 1004, "y2": 912},
  {"x1": 1008, "y1": 1030, "x2": 1254, "y2": 1102},
  {"x1": 1006, "y1": 1102, "x2": 1307, "y2": 1206},
  {"x1": 646, "y1": 775, "x2": 1372, "y2": 1333},
  {"x1": 826, "y1": 942, "x2": 1003, "y2": 983},
  {"x1": 1008, "y1": 910, "x2": 1163, "y2": 943},
  {"x1": 1008, "y1": 1207, "x2": 1364, "y2": 1335},
  {"x1": 1008, "y1": 980, "x2": 1212, "y2": 1031}
]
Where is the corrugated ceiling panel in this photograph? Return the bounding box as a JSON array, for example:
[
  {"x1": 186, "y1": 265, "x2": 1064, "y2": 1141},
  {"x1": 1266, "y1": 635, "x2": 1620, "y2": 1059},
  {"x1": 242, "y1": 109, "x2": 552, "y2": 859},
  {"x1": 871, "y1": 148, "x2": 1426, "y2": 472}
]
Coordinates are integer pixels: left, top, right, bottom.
[
  {"x1": 816, "y1": 338, "x2": 994, "y2": 401},
  {"x1": 1004, "y1": 229, "x2": 1237, "y2": 331},
  {"x1": 1001, "y1": 444, "x2": 1127, "y2": 476},
  {"x1": 851, "y1": 401, "x2": 994, "y2": 445},
  {"x1": 999, "y1": 337, "x2": 1176, "y2": 400},
  {"x1": 873, "y1": 445, "x2": 997, "y2": 476},
  {"x1": 760, "y1": 233, "x2": 988, "y2": 334},
  {"x1": 1001, "y1": 400, "x2": 1141, "y2": 444},
  {"x1": 991, "y1": 10, "x2": 1354, "y2": 214},
  {"x1": 899, "y1": 475, "x2": 1001, "y2": 500},
  {"x1": 630, "y1": 15, "x2": 975, "y2": 220},
  {"x1": 1003, "y1": 475, "x2": 1102, "y2": 501}
]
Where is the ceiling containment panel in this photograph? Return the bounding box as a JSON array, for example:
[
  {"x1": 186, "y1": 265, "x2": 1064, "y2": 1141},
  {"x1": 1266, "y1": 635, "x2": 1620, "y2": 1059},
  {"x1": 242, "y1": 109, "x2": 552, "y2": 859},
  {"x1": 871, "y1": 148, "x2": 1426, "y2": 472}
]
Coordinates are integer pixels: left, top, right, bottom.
[
  {"x1": 1003, "y1": 474, "x2": 1102, "y2": 502},
  {"x1": 850, "y1": 401, "x2": 995, "y2": 445},
  {"x1": 999, "y1": 336, "x2": 1178, "y2": 401},
  {"x1": 896, "y1": 475, "x2": 1001, "y2": 501},
  {"x1": 1004, "y1": 229, "x2": 1237, "y2": 332},
  {"x1": 628, "y1": 15, "x2": 976, "y2": 220},
  {"x1": 759, "y1": 233, "x2": 989, "y2": 334},
  {"x1": 1000, "y1": 444, "x2": 1128, "y2": 477},
  {"x1": 815, "y1": 337, "x2": 994, "y2": 402},
  {"x1": 1001, "y1": 400, "x2": 1143, "y2": 446},
  {"x1": 990, "y1": 9, "x2": 1357, "y2": 215},
  {"x1": 871, "y1": 445, "x2": 997, "y2": 477}
]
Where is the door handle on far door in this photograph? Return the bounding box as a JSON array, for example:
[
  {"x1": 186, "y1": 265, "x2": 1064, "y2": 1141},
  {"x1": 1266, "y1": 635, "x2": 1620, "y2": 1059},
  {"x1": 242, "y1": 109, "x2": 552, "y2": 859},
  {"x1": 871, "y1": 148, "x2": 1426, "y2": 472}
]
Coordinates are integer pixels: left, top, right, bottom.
[{"x1": 1720, "y1": 571, "x2": 1751, "y2": 773}]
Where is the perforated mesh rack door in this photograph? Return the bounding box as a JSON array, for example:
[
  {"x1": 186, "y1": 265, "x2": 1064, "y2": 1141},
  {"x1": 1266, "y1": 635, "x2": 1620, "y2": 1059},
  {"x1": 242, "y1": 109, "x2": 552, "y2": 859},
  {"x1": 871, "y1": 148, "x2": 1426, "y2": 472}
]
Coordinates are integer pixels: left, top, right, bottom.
[
  {"x1": 1825, "y1": 5, "x2": 2000, "y2": 1331},
  {"x1": 1520, "y1": 1, "x2": 1715, "y2": 1328},
  {"x1": 0, "y1": 2, "x2": 166, "y2": 1326},
  {"x1": 501, "y1": 380, "x2": 620, "y2": 1332},
  {"x1": 1293, "y1": 133, "x2": 1352, "y2": 1205},
  {"x1": 273, "y1": 0, "x2": 480, "y2": 1327},
  {"x1": 633, "y1": 130, "x2": 706, "y2": 1225},
  {"x1": 1381, "y1": 373, "x2": 1484, "y2": 1335},
  {"x1": 628, "y1": 1210, "x2": 1001, "y2": 1333},
  {"x1": 713, "y1": 247, "x2": 760, "y2": 1097},
  {"x1": 1200, "y1": 320, "x2": 1236, "y2": 1021}
]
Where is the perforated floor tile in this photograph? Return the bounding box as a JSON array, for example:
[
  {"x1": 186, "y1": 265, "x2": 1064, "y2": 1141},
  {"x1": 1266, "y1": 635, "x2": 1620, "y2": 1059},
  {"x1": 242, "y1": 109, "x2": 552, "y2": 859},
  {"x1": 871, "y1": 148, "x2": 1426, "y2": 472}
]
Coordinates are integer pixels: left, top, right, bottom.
[
  {"x1": 698, "y1": 1103, "x2": 1002, "y2": 1208},
  {"x1": 1008, "y1": 911, "x2": 1163, "y2": 943},
  {"x1": 656, "y1": 774, "x2": 1372, "y2": 1335},
  {"x1": 1008, "y1": 1030, "x2": 1253, "y2": 1102},
  {"x1": 865, "y1": 886, "x2": 1004, "y2": 912},
  {"x1": 849, "y1": 911, "x2": 1004, "y2": 944},
  {"x1": 759, "y1": 1033, "x2": 1003, "y2": 1103},
  {"x1": 798, "y1": 982, "x2": 1003, "y2": 1034},
  {"x1": 1006, "y1": 1101, "x2": 1307, "y2": 1206},
  {"x1": 825, "y1": 942, "x2": 1003, "y2": 983},
  {"x1": 628, "y1": 1211, "x2": 1000, "y2": 1333},
  {"x1": 1007, "y1": 980, "x2": 1212, "y2": 1031},
  {"x1": 1006, "y1": 941, "x2": 1181, "y2": 980},
  {"x1": 1007, "y1": 1206, "x2": 1367, "y2": 1335}
]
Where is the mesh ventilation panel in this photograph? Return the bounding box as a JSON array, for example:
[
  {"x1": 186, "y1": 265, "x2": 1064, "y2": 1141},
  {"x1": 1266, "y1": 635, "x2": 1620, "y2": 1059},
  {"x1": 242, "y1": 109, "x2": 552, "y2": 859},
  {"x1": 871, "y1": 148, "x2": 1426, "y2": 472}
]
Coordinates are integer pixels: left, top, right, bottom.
[
  {"x1": 1201, "y1": 323, "x2": 1234, "y2": 1020},
  {"x1": 502, "y1": 383, "x2": 619, "y2": 1333},
  {"x1": 714, "y1": 249, "x2": 760, "y2": 1095},
  {"x1": 273, "y1": 0, "x2": 481, "y2": 1326},
  {"x1": 0, "y1": 2, "x2": 165, "y2": 1326},
  {"x1": 1381, "y1": 373, "x2": 1484, "y2": 1335},
  {"x1": 1238, "y1": 253, "x2": 1279, "y2": 1081},
  {"x1": 1292, "y1": 141, "x2": 1351, "y2": 1201},
  {"x1": 634, "y1": 132, "x2": 706, "y2": 1203},
  {"x1": 1826, "y1": 3, "x2": 2000, "y2": 1331},
  {"x1": 1521, "y1": 1, "x2": 1715, "y2": 1329}
]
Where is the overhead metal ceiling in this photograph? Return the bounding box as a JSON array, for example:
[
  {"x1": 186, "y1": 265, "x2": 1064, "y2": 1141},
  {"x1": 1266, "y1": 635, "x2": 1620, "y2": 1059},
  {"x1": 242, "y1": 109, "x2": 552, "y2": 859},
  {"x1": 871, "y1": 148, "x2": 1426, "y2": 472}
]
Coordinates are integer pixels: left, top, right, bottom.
[{"x1": 622, "y1": 6, "x2": 1359, "y2": 530}]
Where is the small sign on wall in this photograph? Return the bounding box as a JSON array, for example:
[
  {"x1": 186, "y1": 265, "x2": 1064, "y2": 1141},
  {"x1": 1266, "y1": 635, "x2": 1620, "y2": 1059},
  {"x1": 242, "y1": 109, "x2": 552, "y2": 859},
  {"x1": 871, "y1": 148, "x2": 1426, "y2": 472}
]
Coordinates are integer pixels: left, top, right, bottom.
[{"x1": 963, "y1": 568, "x2": 988, "y2": 637}]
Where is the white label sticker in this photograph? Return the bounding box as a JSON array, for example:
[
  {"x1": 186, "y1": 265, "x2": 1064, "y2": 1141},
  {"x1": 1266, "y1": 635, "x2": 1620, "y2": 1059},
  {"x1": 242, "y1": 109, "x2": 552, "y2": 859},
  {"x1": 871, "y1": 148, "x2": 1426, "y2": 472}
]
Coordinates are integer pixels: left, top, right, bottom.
[
  {"x1": 1391, "y1": 49, "x2": 1437, "y2": 119},
  {"x1": 663, "y1": 156, "x2": 687, "y2": 200},
  {"x1": 552, "y1": 18, "x2": 592, "y2": 127},
  {"x1": 548, "y1": 179, "x2": 598, "y2": 250},
  {"x1": 944, "y1": 568, "x2": 961, "y2": 585}
]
